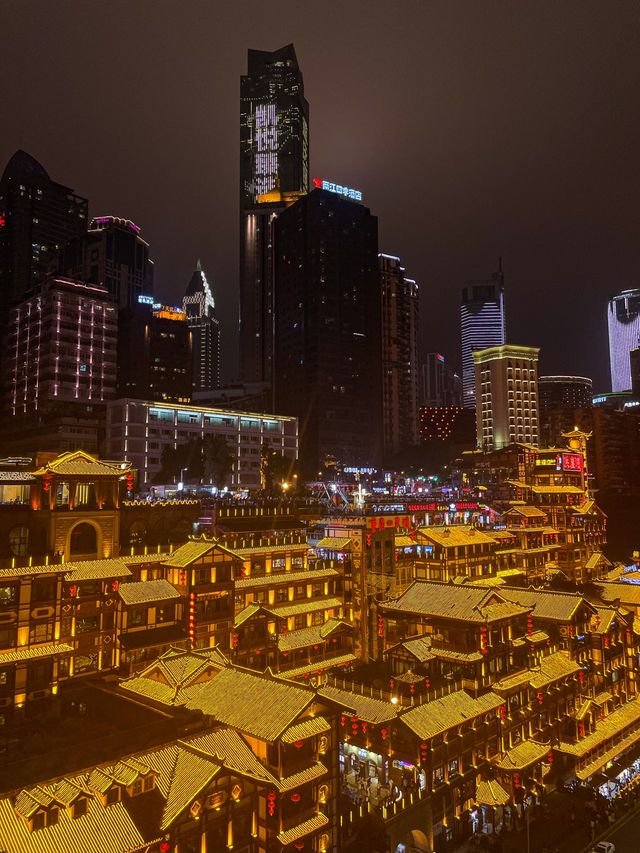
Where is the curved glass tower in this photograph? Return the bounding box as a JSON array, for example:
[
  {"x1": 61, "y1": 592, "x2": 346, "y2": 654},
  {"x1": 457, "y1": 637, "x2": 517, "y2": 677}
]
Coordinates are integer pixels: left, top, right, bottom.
[{"x1": 460, "y1": 267, "x2": 506, "y2": 409}]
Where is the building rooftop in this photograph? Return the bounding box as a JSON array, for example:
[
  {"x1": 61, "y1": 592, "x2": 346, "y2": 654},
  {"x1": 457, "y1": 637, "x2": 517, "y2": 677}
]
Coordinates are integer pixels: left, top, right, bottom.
[
  {"x1": 416, "y1": 526, "x2": 496, "y2": 548},
  {"x1": 381, "y1": 581, "x2": 531, "y2": 624},
  {"x1": 401, "y1": 690, "x2": 503, "y2": 740},
  {"x1": 500, "y1": 586, "x2": 594, "y2": 622},
  {"x1": 119, "y1": 580, "x2": 180, "y2": 606}
]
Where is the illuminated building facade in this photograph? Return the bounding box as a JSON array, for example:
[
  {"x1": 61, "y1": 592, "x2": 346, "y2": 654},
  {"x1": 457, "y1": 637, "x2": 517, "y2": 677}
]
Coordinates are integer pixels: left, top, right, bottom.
[
  {"x1": 379, "y1": 253, "x2": 419, "y2": 459},
  {"x1": 420, "y1": 352, "x2": 462, "y2": 407},
  {"x1": 608, "y1": 289, "x2": 640, "y2": 392},
  {"x1": 273, "y1": 189, "x2": 382, "y2": 474},
  {"x1": 105, "y1": 399, "x2": 298, "y2": 490},
  {"x1": 5, "y1": 276, "x2": 117, "y2": 416},
  {"x1": 461, "y1": 268, "x2": 506, "y2": 409},
  {"x1": 183, "y1": 260, "x2": 220, "y2": 391},
  {"x1": 240, "y1": 44, "x2": 309, "y2": 383},
  {"x1": 117, "y1": 302, "x2": 192, "y2": 402},
  {"x1": 0, "y1": 150, "x2": 87, "y2": 323},
  {"x1": 538, "y1": 375, "x2": 593, "y2": 410},
  {"x1": 63, "y1": 214, "x2": 154, "y2": 309},
  {"x1": 474, "y1": 344, "x2": 540, "y2": 451}
]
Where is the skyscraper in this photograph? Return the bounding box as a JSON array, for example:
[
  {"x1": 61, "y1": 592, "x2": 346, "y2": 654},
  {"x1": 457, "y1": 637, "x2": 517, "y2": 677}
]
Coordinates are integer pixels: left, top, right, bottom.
[
  {"x1": 538, "y1": 375, "x2": 593, "y2": 410},
  {"x1": 273, "y1": 187, "x2": 382, "y2": 474},
  {"x1": 0, "y1": 150, "x2": 88, "y2": 319},
  {"x1": 379, "y1": 253, "x2": 419, "y2": 459},
  {"x1": 183, "y1": 260, "x2": 220, "y2": 392},
  {"x1": 607, "y1": 289, "x2": 640, "y2": 392},
  {"x1": 239, "y1": 44, "x2": 309, "y2": 383},
  {"x1": 474, "y1": 344, "x2": 540, "y2": 451},
  {"x1": 460, "y1": 266, "x2": 506, "y2": 409},
  {"x1": 420, "y1": 352, "x2": 463, "y2": 407},
  {"x1": 63, "y1": 214, "x2": 154, "y2": 309}
]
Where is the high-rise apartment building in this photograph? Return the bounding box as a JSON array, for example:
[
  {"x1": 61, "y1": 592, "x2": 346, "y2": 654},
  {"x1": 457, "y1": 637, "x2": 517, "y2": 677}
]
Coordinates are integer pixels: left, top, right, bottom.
[
  {"x1": 380, "y1": 253, "x2": 419, "y2": 459},
  {"x1": 460, "y1": 267, "x2": 506, "y2": 409},
  {"x1": 63, "y1": 214, "x2": 154, "y2": 309},
  {"x1": 538, "y1": 375, "x2": 593, "y2": 410},
  {"x1": 239, "y1": 45, "x2": 309, "y2": 382},
  {"x1": 608, "y1": 289, "x2": 640, "y2": 392},
  {"x1": 5, "y1": 276, "x2": 118, "y2": 415},
  {"x1": 0, "y1": 150, "x2": 88, "y2": 321},
  {"x1": 183, "y1": 260, "x2": 220, "y2": 391},
  {"x1": 474, "y1": 344, "x2": 540, "y2": 451},
  {"x1": 273, "y1": 188, "x2": 382, "y2": 474},
  {"x1": 420, "y1": 352, "x2": 463, "y2": 407}
]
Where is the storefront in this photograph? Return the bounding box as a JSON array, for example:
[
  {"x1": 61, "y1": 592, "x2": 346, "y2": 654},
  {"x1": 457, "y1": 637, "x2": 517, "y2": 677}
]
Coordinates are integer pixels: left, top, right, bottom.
[{"x1": 596, "y1": 752, "x2": 640, "y2": 800}]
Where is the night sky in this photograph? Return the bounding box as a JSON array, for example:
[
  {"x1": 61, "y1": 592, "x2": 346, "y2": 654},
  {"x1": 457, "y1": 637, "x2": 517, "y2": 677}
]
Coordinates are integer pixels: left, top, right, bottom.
[{"x1": 3, "y1": 1, "x2": 640, "y2": 391}]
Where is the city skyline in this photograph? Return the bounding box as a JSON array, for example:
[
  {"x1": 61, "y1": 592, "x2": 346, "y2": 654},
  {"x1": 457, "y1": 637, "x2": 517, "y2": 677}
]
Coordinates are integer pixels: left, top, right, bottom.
[{"x1": 3, "y1": 1, "x2": 639, "y2": 391}]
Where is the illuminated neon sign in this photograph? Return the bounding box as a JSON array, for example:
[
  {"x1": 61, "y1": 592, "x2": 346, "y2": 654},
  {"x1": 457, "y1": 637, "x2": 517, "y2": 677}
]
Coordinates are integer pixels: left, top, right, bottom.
[
  {"x1": 137, "y1": 294, "x2": 154, "y2": 305},
  {"x1": 313, "y1": 177, "x2": 362, "y2": 202},
  {"x1": 556, "y1": 452, "x2": 583, "y2": 472}
]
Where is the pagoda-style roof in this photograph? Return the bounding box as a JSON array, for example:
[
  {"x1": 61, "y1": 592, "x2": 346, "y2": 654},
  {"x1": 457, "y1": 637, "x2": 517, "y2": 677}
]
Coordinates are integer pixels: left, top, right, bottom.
[
  {"x1": 162, "y1": 538, "x2": 241, "y2": 567},
  {"x1": 380, "y1": 581, "x2": 531, "y2": 624},
  {"x1": 401, "y1": 690, "x2": 503, "y2": 740},
  {"x1": 119, "y1": 579, "x2": 180, "y2": 606},
  {"x1": 34, "y1": 450, "x2": 127, "y2": 478}
]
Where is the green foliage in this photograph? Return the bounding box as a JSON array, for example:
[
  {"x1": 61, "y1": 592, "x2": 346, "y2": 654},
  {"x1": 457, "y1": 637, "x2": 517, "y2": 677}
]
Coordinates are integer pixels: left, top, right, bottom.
[{"x1": 154, "y1": 436, "x2": 232, "y2": 488}]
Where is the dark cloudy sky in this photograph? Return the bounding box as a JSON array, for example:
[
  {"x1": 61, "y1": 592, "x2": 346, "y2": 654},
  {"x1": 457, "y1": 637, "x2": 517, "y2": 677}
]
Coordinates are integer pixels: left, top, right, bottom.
[{"x1": 3, "y1": 0, "x2": 639, "y2": 390}]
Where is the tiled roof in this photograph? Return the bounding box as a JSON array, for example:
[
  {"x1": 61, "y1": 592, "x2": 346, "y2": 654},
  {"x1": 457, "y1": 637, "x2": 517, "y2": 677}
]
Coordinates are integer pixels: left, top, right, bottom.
[
  {"x1": 163, "y1": 539, "x2": 240, "y2": 567},
  {"x1": 36, "y1": 450, "x2": 126, "y2": 477},
  {"x1": 575, "y1": 726, "x2": 640, "y2": 781},
  {"x1": 281, "y1": 716, "x2": 332, "y2": 743},
  {"x1": 235, "y1": 543, "x2": 310, "y2": 556},
  {"x1": 503, "y1": 506, "x2": 547, "y2": 518},
  {"x1": 278, "y1": 761, "x2": 328, "y2": 792},
  {"x1": 531, "y1": 485, "x2": 583, "y2": 494},
  {"x1": 590, "y1": 606, "x2": 618, "y2": 634},
  {"x1": 63, "y1": 559, "x2": 133, "y2": 581},
  {"x1": 501, "y1": 586, "x2": 591, "y2": 622},
  {"x1": 0, "y1": 564, "x2": 67, "y2": 579},
  {"x1": 233, "y1": 602, "x2": 277, "y2": 627},
  {"x1": 0, "y1": 643, "x2": 73, "y2": 665},
  {"x1": 599, "y1": 582, "x2": 640, "y2": 607},
  {"x1": 395, "y1": 536, "x2": 416, "y2": 548},
  {"x1": 0, "y1": 470, "x2": 35, "y2": 482},
  {"x1": 278, "y1": 618, "x2": 351, "y2": 652},
  {"x1": 186, "y1": 729, "x2": 275, "y2": 784},
  {"x1": 119, "y1": 579, "x2": 180, "y2": 606},
  {"x1": 276, "y1": 811, "x2": 329, "y2": 845},
  {"x1": 431, "y1": 647, "x2": 484, "y2": 664},
  {"x1": 511, "y1": 630, "x2": 550, "y2": 647},
  {"x1": 393, "y1": 636, "x2": 436, "y2": 663},
  {"x1": 278, "y1": 653, "x2": 357, "y2": 679},
  {"x1": 317, "y1": 685, "x2": 398, "y2": 724},
  {"x1": 0, "y1": 789, "x2": 147, "y2": 853},
  {"x1": 381, "y1": 581, "x2": 530, "y2": 624},
  {"x1": 475, "y1": 779, "x2": 511, "y2": 806},
  {"x1": 557, "y1": 698, "x2": 640, "y2": 757},
  {"x1": 235, "y1": 567, "x2": 338, "y2": 590},
  {"x1": 497, "y1": 740, "x2": 550, "y2": 770},
  {"x1": 416, "y1": 526, "x2": 496, "y2": 548},
  {"x1": 180, "y1": 667, "x2": 314, "y2": 741},
  {"x1": 272, "y1": 597, "x2": 342, "y2": 619},
  {"x1": 316, "y1": 537, "x2": 352, "y2": 550},
  {"x1": 400, "y1": 690, "x2": 503, "y2": 740}
]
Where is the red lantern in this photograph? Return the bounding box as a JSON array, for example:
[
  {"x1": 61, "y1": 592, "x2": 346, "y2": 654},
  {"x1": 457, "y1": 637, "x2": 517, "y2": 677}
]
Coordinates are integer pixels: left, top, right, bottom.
[
  {"x1": 389, "y1": 678, "x2": 395, "y2": 690},
  {"x1": 111, "y1": 580, "x2": 119, "y2": 592},
  {"x1": 231, "y1": 632, "x2": 239, "y2": 650},
  {"x1": 578, "y1": 722, "x2": 585, "y2": 737},
  {"x1": 377, "y1": 615, "x2": 385, "y2": 637},
  {"x1": 568, "y1": 626, "x2": 574, "y2": 638},
  {"x1": 424, "y1": 677, "x2": 430, "y2": 689},
  {"x1": 295, "y1": 844, "x2": 305, "y2": 851},
  {"x1": 361, "y1": 721, "x2": 368, "y2": 734},
  {"x1": 578, "y1": 670, "x2": 584, "y2": 686},
  {"x1": 419, "y1": 741, "x2": 429, "y2": 763},
  {"x1": 159, "y1": 843, "x2": 171, "y2": 853},
  {"x1": 380, "y1": 727, "x2": 388, "y2": 741},
  {"x1": 409, "y1": 682, "x2": 415, "y2": 695},
  {"x1": 293, "y1": 740, "x2": 304, "y2": 749},
  {"x1": 604, "y1": 636, "x2": 610, "y2": 648},
  {"x1": 500, "y1": 705, "x2": 507, "y2": 721},
  {"x1": 68, "y1": 585, "x2": 77, "y2": 598},
  {"x1": 42, "y1": 471, "x2": 52, "y2": 492},
  {"x1": 340, "y1": 714, "x2": 347, "y2": 727},
  {"x1": 514, "y1": 773, "x2": 521, "y2": 788},
  {"x1": 537, "y1": 691, "x2": 543, "y2": 705},
  {"x1": 267, "y1": 791, "x2": 277, "y2": 817},
  {"x1": 527, "y1": 613, "x2": 534, "y2": 637},
  {"x1": 547, "y1": 750, "x2": 554, "y2": 765},
  {"x1": 179, "y1": 570, "x2": 187, "y2": 586},
  {"x1": 290, "y1": 792, "x2": 301, "y2": 803}
]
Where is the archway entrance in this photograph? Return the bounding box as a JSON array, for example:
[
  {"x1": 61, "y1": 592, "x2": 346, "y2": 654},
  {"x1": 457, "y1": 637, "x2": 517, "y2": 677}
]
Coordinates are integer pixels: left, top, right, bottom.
[{"x1": 69, "y1": 522, "x2": 98, "y2": 557}]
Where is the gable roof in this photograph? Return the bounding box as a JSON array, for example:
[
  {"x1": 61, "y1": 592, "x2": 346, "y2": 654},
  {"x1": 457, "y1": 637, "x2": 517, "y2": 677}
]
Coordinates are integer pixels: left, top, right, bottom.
[
  {"x1": 119, "y1": 579, "x2": 180, "y2": 607},
  {"x1": 381, "y1": 581, "x2": 530, "y2": 623},
  {"x1": 500, "y1": 586, "x2": 595, "y2": 622},
  {"x1": 416, "y1": 526, "x2": 496, "y2": 548},
  {"x1": 34, "y1": 450, "x2": 126, "y2": 477},
  {"x1": 163, "y1": 538, "x2": 240, "y2": 568},
  {"x1": 400, "y1": 690, "x2": 503, "y2": 740}
]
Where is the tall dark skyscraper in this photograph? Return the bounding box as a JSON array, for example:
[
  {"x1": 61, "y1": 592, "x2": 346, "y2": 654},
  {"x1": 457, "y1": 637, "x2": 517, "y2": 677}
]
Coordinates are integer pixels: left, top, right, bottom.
[
  {"x1": 608, "y1": 289, "x2": 640, "y2": 393},
  {"x1": 183, "y1": 260, "x2": 220, "y2": 391},
  {"x1": 0, "y1": 150, "x2": 88, "y2": 319},
  {"x1": 239, "y1": 44, "x2": 310, "y2": 383},
  {"x1": 63, "y1": 214, "x2": 154, "y2": 309},
  {"x1": 273, "y1": 187, "x2": 382, "y2": 474},
  {"x1": 460, "y1": 265, "x2": 506, "y2": 409}
]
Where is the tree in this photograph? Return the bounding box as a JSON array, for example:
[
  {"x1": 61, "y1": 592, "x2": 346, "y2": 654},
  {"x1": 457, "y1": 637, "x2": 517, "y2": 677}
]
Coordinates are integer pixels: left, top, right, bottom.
[
  {"x1": 261, "y1": 441, "x2": 297, "y2": 493},
  {"x1": 202, "y1": 435, "x2": 233, "y2": 489}
]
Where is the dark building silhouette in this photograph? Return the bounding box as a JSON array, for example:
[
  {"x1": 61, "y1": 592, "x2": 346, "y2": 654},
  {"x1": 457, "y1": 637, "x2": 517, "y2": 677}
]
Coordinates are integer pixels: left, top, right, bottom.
[
  {"x1": 379, "y1": 253, "x2": 419, "y2": 459},
  {"x1": 239, "y1": 44, "x2": 309, "y2": 383},
  {"x1": 183, "y1": 260, "x2": 220, "y2": 392},
  {"x1": 0, "y1": 150, "x2": 87, "y2": 323},
  {"x1": 118, "y1": 303, "x2": 192, "y2": 403},
  {"x1": 273, "y1": 188, "x2": 382, "y2": 474},
  {"x1": 63, "y1": 214, "x2": 154, "y2": 309},
  {"x1": 421, "y1": 352, "x2": 462, "y2": 407},
  {"x1": 538, "y1": 375, "x2": 593, "y2": 410}
]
